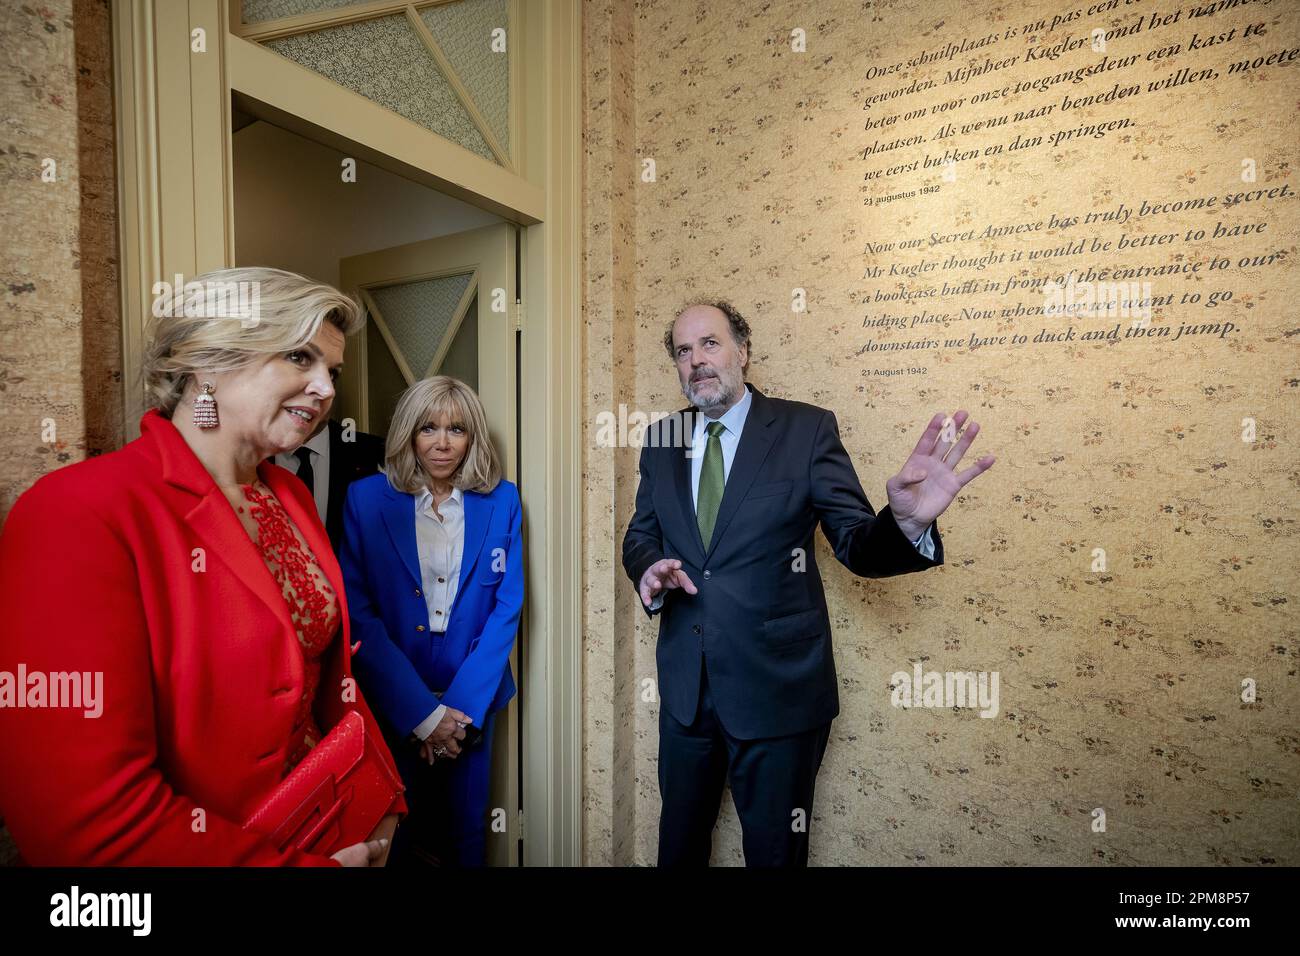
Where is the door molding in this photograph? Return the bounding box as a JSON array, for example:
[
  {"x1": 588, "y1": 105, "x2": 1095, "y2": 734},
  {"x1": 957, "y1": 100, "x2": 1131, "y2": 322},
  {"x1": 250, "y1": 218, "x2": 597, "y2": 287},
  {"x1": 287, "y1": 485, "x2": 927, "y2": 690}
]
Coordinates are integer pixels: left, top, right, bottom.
[
  {"x1": 517, "y1": 0, "x2": 583, "y2": 866},
  {"x1": 112, "y1": 0, "x2": 238, "y2": 433},
  {"x1": 112, "y1": 0, "x2": 584, "y2": 866}
]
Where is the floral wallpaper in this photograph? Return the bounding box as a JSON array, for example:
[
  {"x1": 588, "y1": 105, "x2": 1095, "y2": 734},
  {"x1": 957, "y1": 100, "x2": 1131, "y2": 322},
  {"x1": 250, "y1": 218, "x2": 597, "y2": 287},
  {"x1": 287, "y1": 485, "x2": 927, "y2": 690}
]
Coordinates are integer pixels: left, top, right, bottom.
[
  {"x1": 0, "y1": 0, "x2": 119, "y2": 527},
  {"x1": 582, "y1": 0, "x2": 1298, "y2": 866},
  {"x1": 0, "y1": 0, "x2": 120, "y2": 863},
  {"x1": 1, "y1": 0, "x2": 87, "y2": 524}
]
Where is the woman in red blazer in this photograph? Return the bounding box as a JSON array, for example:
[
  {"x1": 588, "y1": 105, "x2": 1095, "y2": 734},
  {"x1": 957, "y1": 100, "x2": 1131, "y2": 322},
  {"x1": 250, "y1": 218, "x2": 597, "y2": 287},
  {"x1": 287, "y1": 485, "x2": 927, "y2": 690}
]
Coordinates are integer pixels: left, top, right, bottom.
[{"x1": 0, "y1": 267, "x2": 404, "y2": 866}]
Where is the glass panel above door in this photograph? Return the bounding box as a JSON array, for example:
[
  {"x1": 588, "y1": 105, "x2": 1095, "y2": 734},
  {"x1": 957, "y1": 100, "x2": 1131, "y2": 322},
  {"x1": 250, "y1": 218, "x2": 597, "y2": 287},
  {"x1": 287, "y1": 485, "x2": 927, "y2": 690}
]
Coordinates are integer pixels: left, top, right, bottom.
[
  {"x1": 419, "y1": 0, "x2": 510, "y2": 155},
  {"x1": 264, "y1": 13, "x2": 496, "y2": 161},
  {"x1": 242, "y1": 0, "x2": 361, "y2": 24}
]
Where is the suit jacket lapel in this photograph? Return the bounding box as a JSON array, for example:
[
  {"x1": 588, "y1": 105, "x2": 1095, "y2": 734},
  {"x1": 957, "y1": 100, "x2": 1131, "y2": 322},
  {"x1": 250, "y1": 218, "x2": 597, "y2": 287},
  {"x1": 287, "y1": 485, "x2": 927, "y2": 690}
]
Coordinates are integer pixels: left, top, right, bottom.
[
  {"x1": 703, "y1": 386, "x2": 777, "y2": 563},
  {"x1": 380, "y1": 485, "x2": 423, "y2": 587},
  {"x1": 186, "y1": 492, "x2": 296, "y2": 634},
  {"x1": 457, "y1": 491, "x2": 493, "y2": 594},
  {"x1": 325, "y1": 420, "x2": 349, "y2": 541},
  {"x1": 143, "y1": 410, "x2": 295, "y2": 632}
]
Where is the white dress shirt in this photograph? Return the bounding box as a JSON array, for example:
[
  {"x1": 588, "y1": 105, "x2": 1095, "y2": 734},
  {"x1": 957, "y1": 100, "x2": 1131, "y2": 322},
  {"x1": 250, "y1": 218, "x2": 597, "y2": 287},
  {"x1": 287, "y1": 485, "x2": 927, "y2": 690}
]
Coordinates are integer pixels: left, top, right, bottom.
[
  {"x1": 689, "y1": 383, "x2": 754, "y2": 509},
  {"x1": 274, "y1": 424, "x2": 331, "y2": 523},
  {"x1": 410, "y1": 486, "x2": 465, "y2": 740},
  {"x1": 648, "y1": 389, "x2": 935, "y2": 610}
]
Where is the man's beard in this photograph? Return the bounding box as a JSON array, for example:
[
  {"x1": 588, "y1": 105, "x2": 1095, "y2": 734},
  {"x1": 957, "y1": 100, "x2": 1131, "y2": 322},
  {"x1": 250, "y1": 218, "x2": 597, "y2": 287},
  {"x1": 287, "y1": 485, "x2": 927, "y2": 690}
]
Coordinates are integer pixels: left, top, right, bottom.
[{"x1": 684, "y1": 366, "x2": 741, "y2": 416}]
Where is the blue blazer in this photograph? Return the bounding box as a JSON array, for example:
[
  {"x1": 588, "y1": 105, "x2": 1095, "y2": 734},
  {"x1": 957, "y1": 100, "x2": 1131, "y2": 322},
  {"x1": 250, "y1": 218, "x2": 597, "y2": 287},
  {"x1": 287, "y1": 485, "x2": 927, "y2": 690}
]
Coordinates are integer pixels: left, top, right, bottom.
[{"x1": 340, "y1": 473, "x2": 522, "y2": 734}]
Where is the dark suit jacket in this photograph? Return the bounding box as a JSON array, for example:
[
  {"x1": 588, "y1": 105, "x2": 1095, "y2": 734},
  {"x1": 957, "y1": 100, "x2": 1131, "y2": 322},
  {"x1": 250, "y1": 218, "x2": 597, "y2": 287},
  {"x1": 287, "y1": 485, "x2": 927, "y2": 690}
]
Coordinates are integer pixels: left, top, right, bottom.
[
  {"x1": 622, "y1": 383, "x2": 944, "y2": 740},
  {"x1": 324, "y1": 419, "x2": 385, "y2": 551}
]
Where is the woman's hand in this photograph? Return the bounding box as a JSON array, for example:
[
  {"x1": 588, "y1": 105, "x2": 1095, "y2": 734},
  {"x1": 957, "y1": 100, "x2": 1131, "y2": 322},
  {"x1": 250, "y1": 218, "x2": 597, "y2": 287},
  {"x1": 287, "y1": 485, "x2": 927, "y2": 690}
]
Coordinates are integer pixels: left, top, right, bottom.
[
  {"x1": 330, "y1": 813, "x2": 399, "y2": 866},
  {"x1": 368, "y1": 813, "x2": 398, "y2": 866},
  {"x1": 331, "y1": 837, "x2": 389, "y2": 867},
  {"x1": 422, "y1": 706, "x2": 472, "y2": 762}
]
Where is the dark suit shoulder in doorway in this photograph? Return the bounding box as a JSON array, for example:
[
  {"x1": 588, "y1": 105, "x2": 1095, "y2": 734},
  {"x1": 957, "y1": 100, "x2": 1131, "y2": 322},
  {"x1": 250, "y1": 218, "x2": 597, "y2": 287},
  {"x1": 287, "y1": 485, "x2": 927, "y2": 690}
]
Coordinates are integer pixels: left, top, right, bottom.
[{"x1": 325, "y1": 418, "x2": 385, "y2": 551}]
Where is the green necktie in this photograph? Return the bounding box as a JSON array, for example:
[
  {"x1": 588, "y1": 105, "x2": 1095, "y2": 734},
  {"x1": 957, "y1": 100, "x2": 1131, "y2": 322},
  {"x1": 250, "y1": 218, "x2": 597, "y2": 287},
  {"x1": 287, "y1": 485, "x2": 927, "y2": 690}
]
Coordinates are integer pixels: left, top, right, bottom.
[{"x1": 696, "y1": 421, "x2": 726, "y2": 549}]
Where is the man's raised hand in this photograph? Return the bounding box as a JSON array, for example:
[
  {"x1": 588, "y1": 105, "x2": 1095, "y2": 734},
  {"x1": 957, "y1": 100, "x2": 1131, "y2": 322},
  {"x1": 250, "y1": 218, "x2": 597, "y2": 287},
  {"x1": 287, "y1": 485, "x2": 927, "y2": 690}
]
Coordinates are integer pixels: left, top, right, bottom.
[
  {"x1": 886, "y1": 410, "x2": 995, "y2": 539},
  {"x1": 638, "y1": 558, "x2": 698, "y2": 608}
]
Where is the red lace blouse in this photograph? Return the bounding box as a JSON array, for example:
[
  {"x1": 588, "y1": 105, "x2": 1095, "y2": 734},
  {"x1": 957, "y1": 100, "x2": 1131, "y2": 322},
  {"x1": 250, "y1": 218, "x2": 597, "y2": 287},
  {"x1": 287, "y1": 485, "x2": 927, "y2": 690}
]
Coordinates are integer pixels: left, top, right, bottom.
[{"x1": 239, "y1": 479, "x2": 340, "y2": 776}]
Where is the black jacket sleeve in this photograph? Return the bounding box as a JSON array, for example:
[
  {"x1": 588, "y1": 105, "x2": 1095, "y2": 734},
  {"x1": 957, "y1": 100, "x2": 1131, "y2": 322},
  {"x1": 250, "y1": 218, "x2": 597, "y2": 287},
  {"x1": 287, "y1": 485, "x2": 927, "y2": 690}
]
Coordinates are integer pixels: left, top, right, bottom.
[
  {"x1": 621, "y1": 442, "x2": 669, "y2": 618},
  {"x1": 810, "y1": 409, "x2": 944, "y2": 578}
]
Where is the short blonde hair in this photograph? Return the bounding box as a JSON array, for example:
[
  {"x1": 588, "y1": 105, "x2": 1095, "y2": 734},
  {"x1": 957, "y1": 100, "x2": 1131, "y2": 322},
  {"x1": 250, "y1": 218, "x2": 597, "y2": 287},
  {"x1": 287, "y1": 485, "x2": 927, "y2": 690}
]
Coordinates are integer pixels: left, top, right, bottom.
[
  {"x1": 142, "y1": 266, "x2": 363, "y2": 418},
  {"x1": 385, "y1": 376, "x2": 502, "y2": 495}
]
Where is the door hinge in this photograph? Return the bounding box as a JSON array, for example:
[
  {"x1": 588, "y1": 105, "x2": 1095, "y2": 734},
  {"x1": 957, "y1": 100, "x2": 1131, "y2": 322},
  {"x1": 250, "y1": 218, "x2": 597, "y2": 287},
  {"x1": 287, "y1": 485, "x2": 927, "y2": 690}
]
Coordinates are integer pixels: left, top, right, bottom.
[
  {"x1": 512, "y1": 300, "x2": 524, "y2": 332},
  {"x1": 517, "y1": 808, "x2": 525, "y2": 840}
]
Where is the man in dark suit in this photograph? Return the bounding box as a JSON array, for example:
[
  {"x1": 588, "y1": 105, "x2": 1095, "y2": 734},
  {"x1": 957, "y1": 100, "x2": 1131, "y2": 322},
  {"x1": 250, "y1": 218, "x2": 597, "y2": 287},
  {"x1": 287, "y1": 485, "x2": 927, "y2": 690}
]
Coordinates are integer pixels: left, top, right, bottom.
[
  {"x1": 622, "y1": 300, "x2": 995, "y2": 866},
  {"x1": 276, "y1": 417, "x2": 385, "y2": 551}
]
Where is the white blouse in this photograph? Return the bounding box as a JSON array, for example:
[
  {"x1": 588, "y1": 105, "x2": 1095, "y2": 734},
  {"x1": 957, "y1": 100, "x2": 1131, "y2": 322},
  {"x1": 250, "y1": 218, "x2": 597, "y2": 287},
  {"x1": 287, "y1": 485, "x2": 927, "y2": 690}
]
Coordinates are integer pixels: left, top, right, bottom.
[
  {"x1": 414, "y1": 486, "x2": 464, "y2": 634},
  {"x1": 409, "y1": 486, "x2": 465, "y2": 739}
]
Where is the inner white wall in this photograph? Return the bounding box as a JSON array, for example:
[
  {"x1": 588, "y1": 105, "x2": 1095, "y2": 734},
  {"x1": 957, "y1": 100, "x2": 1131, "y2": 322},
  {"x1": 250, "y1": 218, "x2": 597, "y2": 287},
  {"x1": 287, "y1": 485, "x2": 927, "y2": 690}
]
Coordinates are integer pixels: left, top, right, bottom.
[{"x1": 233, "y1": 120, "x2": 502, "y2": 286}]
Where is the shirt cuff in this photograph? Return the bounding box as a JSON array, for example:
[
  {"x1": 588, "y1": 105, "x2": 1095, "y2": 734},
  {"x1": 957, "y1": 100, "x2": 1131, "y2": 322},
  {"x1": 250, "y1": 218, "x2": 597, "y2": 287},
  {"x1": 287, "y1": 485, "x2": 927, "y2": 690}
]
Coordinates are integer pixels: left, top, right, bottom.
[
  {"x1": 411, "y1": 704, "x2": 447, "y2": 741},
  {"x1": 912, "y1": 523, "x2": 936, "y2": 561}
]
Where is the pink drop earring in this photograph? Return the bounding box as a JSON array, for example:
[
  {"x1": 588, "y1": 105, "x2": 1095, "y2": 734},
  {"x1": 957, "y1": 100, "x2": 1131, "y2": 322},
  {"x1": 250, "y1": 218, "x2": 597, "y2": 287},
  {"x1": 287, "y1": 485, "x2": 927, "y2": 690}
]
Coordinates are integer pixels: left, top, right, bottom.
[{"x1": 193, "y1": 381, "x2": 220, "y2": 429}]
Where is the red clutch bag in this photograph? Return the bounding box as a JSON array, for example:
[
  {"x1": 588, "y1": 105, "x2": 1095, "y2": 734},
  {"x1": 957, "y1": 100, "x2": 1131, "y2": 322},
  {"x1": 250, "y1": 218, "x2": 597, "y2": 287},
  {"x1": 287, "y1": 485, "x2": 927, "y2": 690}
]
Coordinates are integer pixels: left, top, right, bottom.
[{"x1": 243, "y1": 710, "x2": 404, "y2": 859}]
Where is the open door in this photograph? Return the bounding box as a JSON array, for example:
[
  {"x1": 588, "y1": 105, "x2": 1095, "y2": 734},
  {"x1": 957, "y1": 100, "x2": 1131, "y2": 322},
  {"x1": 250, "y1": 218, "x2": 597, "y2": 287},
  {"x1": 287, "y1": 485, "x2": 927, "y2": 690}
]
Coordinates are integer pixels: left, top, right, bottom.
[{"x1": 340, "y1": 222, "x2": 520, "y2": 865}]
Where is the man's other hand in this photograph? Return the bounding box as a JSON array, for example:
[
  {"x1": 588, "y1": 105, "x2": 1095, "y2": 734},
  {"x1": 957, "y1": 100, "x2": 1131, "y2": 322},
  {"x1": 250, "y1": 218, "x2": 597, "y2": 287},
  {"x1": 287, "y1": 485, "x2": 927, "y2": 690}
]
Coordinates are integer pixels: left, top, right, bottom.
[{"x1": 638, "y1": 558, "x2": 698, "y2": 608}]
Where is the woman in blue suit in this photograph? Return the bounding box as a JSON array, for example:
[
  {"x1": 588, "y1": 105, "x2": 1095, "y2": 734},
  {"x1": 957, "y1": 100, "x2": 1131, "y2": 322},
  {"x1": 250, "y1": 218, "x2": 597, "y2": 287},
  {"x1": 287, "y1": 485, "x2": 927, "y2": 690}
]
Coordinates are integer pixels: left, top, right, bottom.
[{"x1": 340, "y1": 376, "x2": 522, "y2": 867}]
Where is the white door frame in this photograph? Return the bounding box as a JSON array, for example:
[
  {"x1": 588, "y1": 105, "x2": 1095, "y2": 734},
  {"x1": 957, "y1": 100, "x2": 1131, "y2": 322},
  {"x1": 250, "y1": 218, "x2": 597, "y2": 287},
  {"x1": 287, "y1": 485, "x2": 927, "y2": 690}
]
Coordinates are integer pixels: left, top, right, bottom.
[{"x1": 112, "y1": 0, "x2": 583, "y2": 865}]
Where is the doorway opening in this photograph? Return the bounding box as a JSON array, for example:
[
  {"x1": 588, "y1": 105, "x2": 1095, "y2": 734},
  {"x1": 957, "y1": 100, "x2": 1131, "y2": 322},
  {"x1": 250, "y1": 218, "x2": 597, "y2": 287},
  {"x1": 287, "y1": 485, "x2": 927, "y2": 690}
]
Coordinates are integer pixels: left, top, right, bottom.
[{"x1": 233, "y1": 114, "x2": 523, "y2": 865}]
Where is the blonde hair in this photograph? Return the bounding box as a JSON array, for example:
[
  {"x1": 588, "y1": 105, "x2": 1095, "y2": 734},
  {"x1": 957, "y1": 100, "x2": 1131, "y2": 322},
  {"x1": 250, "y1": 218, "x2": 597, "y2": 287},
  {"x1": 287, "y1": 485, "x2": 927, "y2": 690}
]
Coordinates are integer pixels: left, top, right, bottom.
[
  {"x1": 142, "y1": 266, "x2": 363, "y2": 418},
  {"x1": 385, "y1": 376, "x2": 502, "y2": 495}
]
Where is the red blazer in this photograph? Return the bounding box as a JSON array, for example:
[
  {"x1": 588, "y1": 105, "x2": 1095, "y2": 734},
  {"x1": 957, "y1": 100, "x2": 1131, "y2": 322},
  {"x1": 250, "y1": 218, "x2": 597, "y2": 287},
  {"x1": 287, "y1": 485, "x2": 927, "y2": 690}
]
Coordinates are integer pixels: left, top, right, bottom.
[{"x1": 0, "y1": 410, "x2": 405, "y2": 865}]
